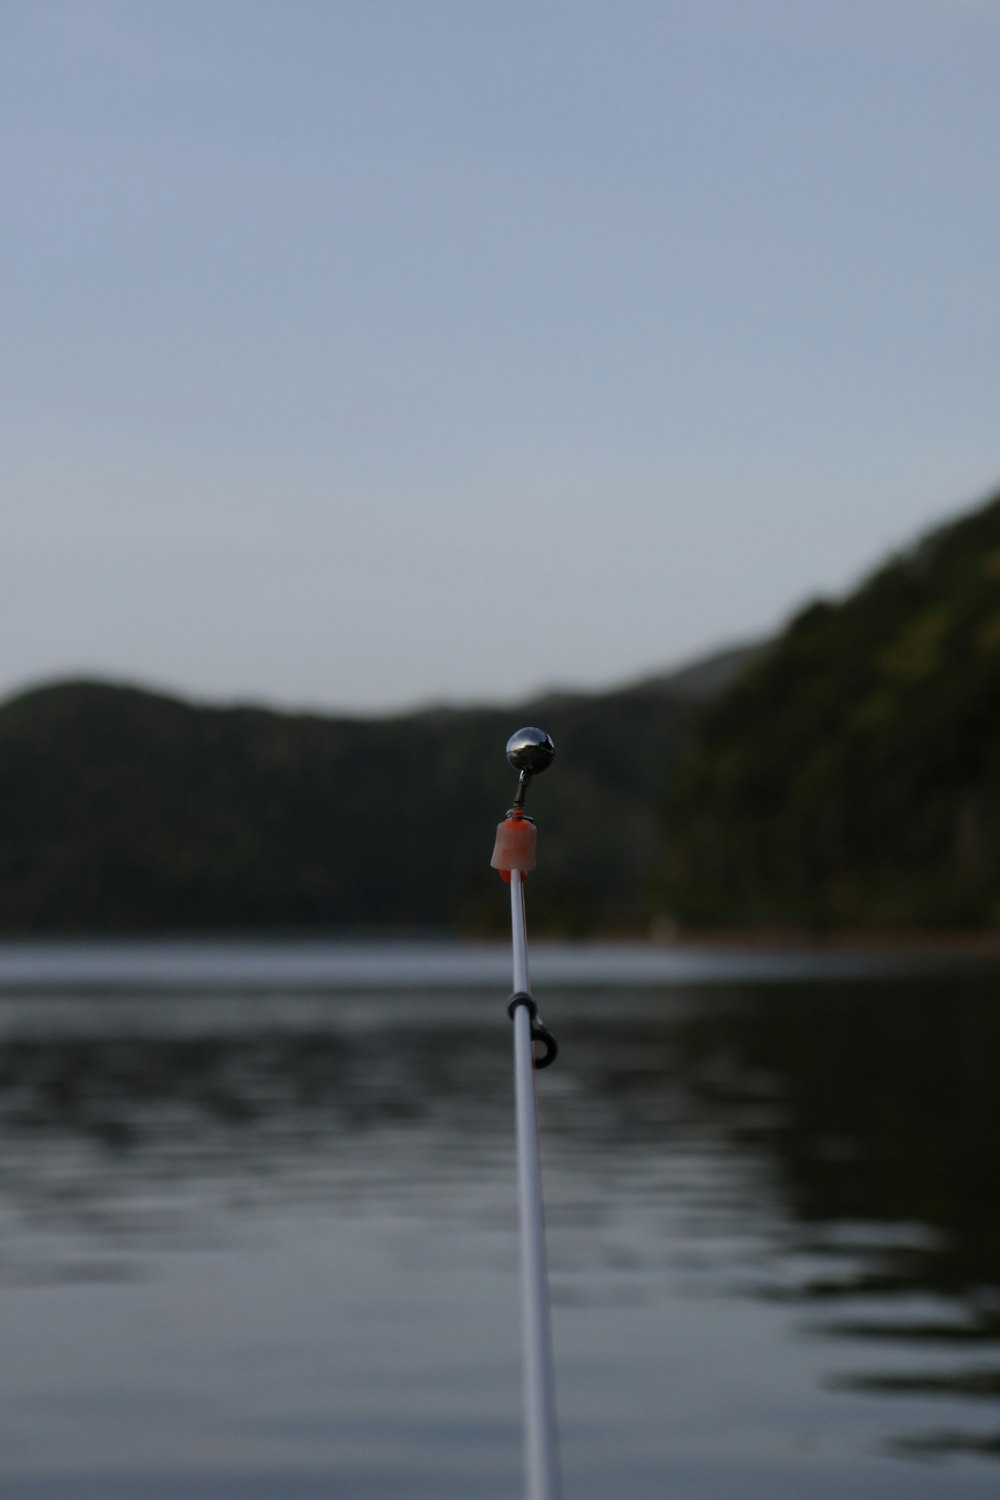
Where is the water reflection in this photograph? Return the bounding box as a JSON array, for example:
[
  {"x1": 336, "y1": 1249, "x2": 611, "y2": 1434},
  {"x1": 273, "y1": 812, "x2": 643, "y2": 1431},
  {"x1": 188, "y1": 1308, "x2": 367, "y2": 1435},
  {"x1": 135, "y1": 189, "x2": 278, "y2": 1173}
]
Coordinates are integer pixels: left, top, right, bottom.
[
  {"x1": 0, "y1": 999, "x2": 519, "y2": 1279},
  {"x1": 2, "y1": 966, "x2": 1000, "y2": 1482},
  {"x1": 659, "y1": 978, "x2": 1000, "y2": 1460}
]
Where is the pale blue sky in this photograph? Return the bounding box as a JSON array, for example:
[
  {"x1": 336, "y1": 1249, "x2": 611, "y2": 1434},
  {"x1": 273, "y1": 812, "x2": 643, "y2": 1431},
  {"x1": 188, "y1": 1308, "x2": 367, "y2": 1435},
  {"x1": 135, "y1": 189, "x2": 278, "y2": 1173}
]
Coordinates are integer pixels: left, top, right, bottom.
[{"x1": 3, "y1": 0, "x2": 998, "y2": 711}]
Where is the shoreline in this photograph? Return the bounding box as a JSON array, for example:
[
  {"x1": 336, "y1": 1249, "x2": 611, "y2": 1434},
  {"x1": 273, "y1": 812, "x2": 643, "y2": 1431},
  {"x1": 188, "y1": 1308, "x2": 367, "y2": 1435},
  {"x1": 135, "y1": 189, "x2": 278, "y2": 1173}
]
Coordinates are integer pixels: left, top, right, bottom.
[{"x1": 0, "y1": 925, "x2": 999, "y2": 957}]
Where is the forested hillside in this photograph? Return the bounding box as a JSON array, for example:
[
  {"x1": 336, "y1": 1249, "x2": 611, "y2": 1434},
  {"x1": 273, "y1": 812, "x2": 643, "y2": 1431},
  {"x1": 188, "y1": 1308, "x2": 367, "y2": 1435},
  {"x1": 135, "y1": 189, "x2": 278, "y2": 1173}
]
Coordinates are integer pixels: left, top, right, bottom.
[
  {"x1": 664, "y1": 489, "x2": 1000, "y2": 931},
  {"x1": 0, "y1": 663, "x2": 727, "y2": 935}
]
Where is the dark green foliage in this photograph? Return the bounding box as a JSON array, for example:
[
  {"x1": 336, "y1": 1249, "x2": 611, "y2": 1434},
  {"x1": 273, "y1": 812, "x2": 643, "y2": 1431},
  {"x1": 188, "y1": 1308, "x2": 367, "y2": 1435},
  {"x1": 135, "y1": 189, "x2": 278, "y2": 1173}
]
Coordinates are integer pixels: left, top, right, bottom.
[
  {"x1": 664, "y1": 488, "x2": 1000, "y2": 929},
  {"x1": 0, "y1": 676, "x2": 696, "y2": 934}
]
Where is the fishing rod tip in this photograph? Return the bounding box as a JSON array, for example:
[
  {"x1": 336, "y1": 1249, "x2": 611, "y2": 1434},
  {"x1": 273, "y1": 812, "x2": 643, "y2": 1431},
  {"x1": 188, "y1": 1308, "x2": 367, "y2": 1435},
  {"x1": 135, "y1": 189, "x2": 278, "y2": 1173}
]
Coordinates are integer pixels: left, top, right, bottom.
[{"x1": 506, "y1": 727, "x2": 555, "y2": 777}]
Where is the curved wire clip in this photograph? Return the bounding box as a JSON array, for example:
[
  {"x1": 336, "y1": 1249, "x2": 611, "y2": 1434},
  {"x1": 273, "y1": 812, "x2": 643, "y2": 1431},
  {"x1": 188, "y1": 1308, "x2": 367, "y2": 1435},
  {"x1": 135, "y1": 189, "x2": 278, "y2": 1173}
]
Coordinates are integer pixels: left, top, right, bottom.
[{"x1": 507, "y1": 992, "x2": 559, "y2": 1070}]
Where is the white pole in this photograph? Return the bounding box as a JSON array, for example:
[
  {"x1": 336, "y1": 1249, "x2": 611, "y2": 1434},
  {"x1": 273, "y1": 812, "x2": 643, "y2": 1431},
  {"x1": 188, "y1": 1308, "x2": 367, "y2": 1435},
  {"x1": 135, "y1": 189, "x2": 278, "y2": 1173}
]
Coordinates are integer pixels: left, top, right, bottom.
[
  {"x1": 510, "y1": 871, "x2": 562, "y2": 1500},
  {"x1": 511, "y1": 867, "x2": 531, "y2": 995}
]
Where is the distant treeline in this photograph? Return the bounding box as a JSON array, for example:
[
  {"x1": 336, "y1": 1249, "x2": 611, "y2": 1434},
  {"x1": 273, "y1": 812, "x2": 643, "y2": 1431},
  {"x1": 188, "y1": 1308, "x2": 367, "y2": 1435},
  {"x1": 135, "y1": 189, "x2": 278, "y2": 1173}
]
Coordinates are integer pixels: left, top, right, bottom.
[
  {"x1": 663, "y1": 487, "x2": 1000, "y2": 931},
  {"x1": 0, "y1": 668, "x2": 718, "y2": 936}
]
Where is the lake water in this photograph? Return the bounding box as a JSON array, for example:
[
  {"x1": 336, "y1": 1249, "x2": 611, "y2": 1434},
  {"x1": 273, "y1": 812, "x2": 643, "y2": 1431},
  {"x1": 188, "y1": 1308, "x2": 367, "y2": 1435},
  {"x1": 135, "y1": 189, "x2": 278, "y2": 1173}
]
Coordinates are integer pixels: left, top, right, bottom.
[{"x1": 2, "y1": 939, "x2": 1000, "y2": 1499}]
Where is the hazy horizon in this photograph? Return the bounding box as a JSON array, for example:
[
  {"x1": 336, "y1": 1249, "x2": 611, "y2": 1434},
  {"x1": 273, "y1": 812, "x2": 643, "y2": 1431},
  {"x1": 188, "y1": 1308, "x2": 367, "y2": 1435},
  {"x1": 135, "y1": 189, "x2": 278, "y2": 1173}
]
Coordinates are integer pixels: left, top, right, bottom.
[{"x1": 0, "y1": 627, "x2": 763, "y2": 718}]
